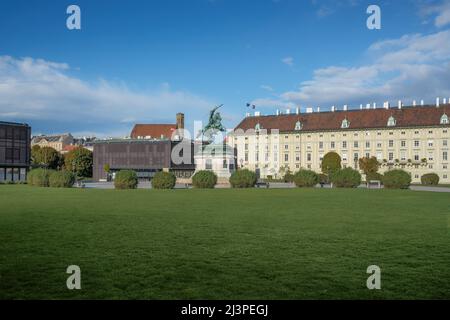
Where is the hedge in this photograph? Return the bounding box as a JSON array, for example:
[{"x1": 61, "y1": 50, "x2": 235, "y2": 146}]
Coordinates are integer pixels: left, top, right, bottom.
[
  {"x1": 152, "y1": 171, "x2": 176, "y2": 190},
  {"x1": 229, "y1": 169, "x2": 257, "y2": 188},
  {"x1": 27, "y1": 168, "x2": 53, "y2": 187},
  {"x1": 114, "y1": 170, "x2": 139, "y2": 189},
  {"x1": 293, "y1": 170, "x2": 319, "y2": 188},
  {"x1": 366, "y1": 172, "x2": 383, "y2": 182},
  {"x1": 421, "y1": 173, "x2": 440, "y2": 186},
  {"x1": 331, "y1": 168, "x2": 362, "y2": 188},
  {"x1": 382, "y1": 170, "x2": 411, "y2": 189},
  {"x1": 49, "y1": 171, "x2": 75, "y2": 188},
  {"x1": 192, "y1": 171, "x2": 217, "y2": 189}
]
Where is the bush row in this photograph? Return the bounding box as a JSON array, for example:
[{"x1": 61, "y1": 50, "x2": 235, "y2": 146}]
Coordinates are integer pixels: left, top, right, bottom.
[{"x1": 27, "y1": 169, "x2": 75, "y2": 188}]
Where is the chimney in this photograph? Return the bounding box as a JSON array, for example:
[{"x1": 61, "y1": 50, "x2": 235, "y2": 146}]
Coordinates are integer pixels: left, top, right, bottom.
[
  {"x1": 383, "y1": 102, "x2": 390, "y2": 109},
  {"x1": 437, "y1": 97, "x2": 440, "y2": 107},
  {"x1": 296, "y1": 107, "x2": 300, "y2": 115},
  {"x1": 413, "y1": 100, "x2": 417, "y2": 107},
  {"x1": 343, "y1": 105, "x2": 348, "y2": 111},
  {"x1": 176, "y1": 113, "x2": 185, "y2": 130},
  {"x1": 444, "y1": 98, "x2": 447, "y2": 104},
  {"x1": 306, "y1": 107, "x2": 313, "y2": 114},
  {"x1": 286, "y1": 108, "x2": 291, "y2": 115},
  {"x1": 276, "y1": 109, "x2": 280, "y2": 116},
  {"x1": 398, "y1": 100, "x2": 403, "y2": 109},
  {"x1": 332, "y1": 106, "x2": 336, "y2": 112},
  {"x1": 373, "y1": 103, "x2": 377, "y2": 109},
  {"x1": 317, "y1": 107, "x2": 320, "y2": 113},
  {"x1": 245, "y1": 112, "x2": 251, "y2": 117},
  {"x1": 254, "y1": 111, "x2": 261, "y2": 117},
  {"x1": 360, "y1": 104, "x2": 363, "y2": 110},
  {"x1": 421, "y1": 100, "x2": 424, "y2": 106},
  {"x1": 366, "y1": 103, "x2": 371, "y2": 109}
]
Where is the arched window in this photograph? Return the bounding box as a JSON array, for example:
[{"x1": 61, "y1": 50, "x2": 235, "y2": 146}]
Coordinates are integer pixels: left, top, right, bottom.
[
  {"x1": 441, "y1": 114, "x2": 449, "y2": 125},
  {"x1": 341, "y1": 118, "x2": 350, "y2": 129},
  {"x1": 387, "y1": 116, "x2": 396, "y2": 127},
  {"x1": 295, "y1": 121, "x2": 303, "y2": 131}
]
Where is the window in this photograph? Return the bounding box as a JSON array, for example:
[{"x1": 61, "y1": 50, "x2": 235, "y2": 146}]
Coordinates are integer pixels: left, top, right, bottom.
[
  {"x1": 307, "y1": 153, "x2": 311, "y2": 162},
  {"x1": 341, "y1": 118, "x2": 350, "y2": 129},
  {"x1": 401, "y1": 141, "x2": 406, "y2": 147},
  {"x1": 245, "y1": 143, "x2": 248, "y2": 151},
  {"x1": 428, "y1": 153, "x2": 434, "y2": 161},
  {"x1": 223, "y1": 160, "x2": 228, "y2": 169},
  {"x1": 389, "y1": 153, "x2": 394, "y2": 161},
  {"x1": 255, "y1": 152, "x2": 259, "y2": 162},
  {"x1": 354, "y1": 141, "x2": 359, "y2": 148},
  {"x1": 285, "y1": 154, "x2": 289, "y2": 162},
  {"x1": 377, "y1": 142, "x2": 382, "y2": 148},
  {"x1": 414, "y1": 141, "x2": 420, "y2": 147},
  {"x1": 285, "y1": 145, "x2": 289, "y2": 150},
  {"x1": 387, "y1": 116, "x2": 397, "y2": 127},
  {"x1": 342, "y1": 141, "x2": 347, "y2": 149},
  {"x1": 443, "y1": 151, "x2": 448, "y2": 162},
  {"x1": 444, "y1": 140, "x2": 448, "y2": 147},
  {"x1": 428, "y1": 140, "x2": 434, "y2": 147},
  {"x1": 414, "y1": 154, "x2": 420, "y2": 161},
  {"x1": 295, "y1": 121, "x2": 303, "y2": 131},
  {"x1": 331, "y1": 142, "x2": 335, "y2": 149},
  {"x1": 401, "y1": 152, "x2": 406, "y2": 161},
  {"x1": 295, "y1": 153, "x2": 300, "y2": 162},
  {"x1": 377, "y1": 152, "x2": 382, "y2": 161},
  {"x1": 245, "y1": 153, "x2": 248, "y2": 162},
  {"x1": 354, "y1": 153, "x2": 359, "y2": 161},
  {"x1": 389, "y1": 140, "x2": 394, "y2": 148},
  {"x1": 365, "y1": 142, "x2": 370, "y2": 149},
  {"x1": 206, "y1": 159, "x2": 212, "y2": 170},
  {"x1": 319, "y1": 142, "x2": 324, "y2": 149},
  {"x1": 342, "y1": 153, "x2": 348, "y2": 161}
]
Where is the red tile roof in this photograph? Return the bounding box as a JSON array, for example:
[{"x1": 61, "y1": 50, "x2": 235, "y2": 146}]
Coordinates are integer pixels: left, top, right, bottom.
[
  {"x1": 234, "y1": 105, "x2": 450, "y2": 133},
  {"x1": 62, "y1": 145, "x2": 79, "y2": 152},
  {"x1": 131, "y1": 124, "x2": 177, "y2": 139}
]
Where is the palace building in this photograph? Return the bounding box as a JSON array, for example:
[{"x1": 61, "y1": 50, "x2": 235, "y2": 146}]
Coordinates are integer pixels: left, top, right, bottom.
[{"x1": 229, "y1": 100, "x2": 450, "y2": 184}]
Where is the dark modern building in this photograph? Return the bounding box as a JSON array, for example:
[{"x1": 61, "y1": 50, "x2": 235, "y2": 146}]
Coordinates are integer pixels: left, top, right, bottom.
[
  {"x1": 0, "y1": 121, "x2": 31, "y2": 182},
  {"x1": 93, "y1": 139, "x2": 196, "y2": 181}
]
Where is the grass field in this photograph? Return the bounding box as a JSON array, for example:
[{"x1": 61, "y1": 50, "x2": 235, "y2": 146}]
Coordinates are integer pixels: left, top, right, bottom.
[{"x1": 0, "y1": 185, "x2": 449, "y2": 300}]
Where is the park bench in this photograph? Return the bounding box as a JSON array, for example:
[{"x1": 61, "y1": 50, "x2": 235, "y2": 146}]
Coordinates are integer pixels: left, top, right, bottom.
[
  {"x1": 367, "y1": 180, "x2": 382, "y2": 189},
  {"x1": 255, "y1": 181, "x2": 269, "y2": 189}
]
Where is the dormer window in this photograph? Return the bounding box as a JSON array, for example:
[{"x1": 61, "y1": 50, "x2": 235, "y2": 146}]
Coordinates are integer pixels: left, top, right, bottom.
[
  {"x1": 441, "y1": 114, "x2": 449, "y2": 125},
  {"x1": 341, "y1": 118, "x2": 350, "y2": 129},
  {"x1": 255, "y1": 123, "x2": 261, "y2": 132},
  {"x1": 295, "y1": 121, "x2": 303, "y2": 131},
  {"x1": 387, "y1": 116, "x2": 397, "y2": 127}
]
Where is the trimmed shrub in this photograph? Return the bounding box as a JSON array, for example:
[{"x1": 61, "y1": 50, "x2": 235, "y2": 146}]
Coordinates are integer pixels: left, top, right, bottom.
[
  {"x1": 229, "y1": 169, "x2": 257, "y2": 188},
  {"x1": 114, "y1": 170, "x2": 138, "y2": 190},
  {"x1": 331, "y1": 168, "x2": 362, "y2": 188},
  {"x1": 318, "y1": 173, "x2": 329, "y2": 184},
  {"x1": 152, "y1": 171, "x2": 176, "y2": 190},
  {"x1": 382, "y1": 170, "x2": 411, "y2": 189},
  {"x1": 284, "y1": 172, "x2": 295, "y2": 183},
  {"x1": 27, "y1": 168, "x2": 52, "y2": 187},
  {"x1": 366, "y1": 172, "x2": 383, "y2": 182},
  {"x1": 421, "y1": 173, "x2": 440, "y2": 186},
  {"x1": 49, "y1": 171, "x2": 75, "y2": 188},
  {"x1": 192, "y1": 171, "x2": 217, "y2": 189},
  {"x1": 293, "y1": 170, "x2": 319, "y2": 188},
  {"x1": 322, "y1": 152, "x2": 342, "y2": 175}
]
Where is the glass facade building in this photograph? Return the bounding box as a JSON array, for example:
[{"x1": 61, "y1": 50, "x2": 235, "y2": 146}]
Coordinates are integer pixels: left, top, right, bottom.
[{"x1": 0, "y1": 122, "x2": 31, "y2": 182}]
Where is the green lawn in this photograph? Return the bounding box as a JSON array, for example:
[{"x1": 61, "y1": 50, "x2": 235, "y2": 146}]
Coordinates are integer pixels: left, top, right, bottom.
[{"x1": 0, "y1": 185, "x2": 449, "y2": 300}]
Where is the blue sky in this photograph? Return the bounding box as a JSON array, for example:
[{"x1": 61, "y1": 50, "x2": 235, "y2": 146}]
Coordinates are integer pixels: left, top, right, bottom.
[{"x1": 1, "y1": 0, "x2": 450, "y2": 136}]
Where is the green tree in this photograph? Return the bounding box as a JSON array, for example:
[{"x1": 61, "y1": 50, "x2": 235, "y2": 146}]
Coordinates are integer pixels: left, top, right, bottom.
[
  {"x1": 31, "y1": 145, "x2": 41, "y2": 165},
  {"x1": 322, "y1": 152, "x2": 342, "y2": 176},
  {"x1": 33, "y1": 146, "x2": 60, "y2": 169},
  {"x1": 64, "y1": 147, "x2": 93, "y2": 178},
  {"x1": 358, "y1": 157, "x2": 380, "y2": 180}
]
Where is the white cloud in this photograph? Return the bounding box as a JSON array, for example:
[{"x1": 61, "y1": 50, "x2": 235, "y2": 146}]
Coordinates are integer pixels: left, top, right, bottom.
[
  {"x1": 260, "y1": 85, "x2": 274, "y2": 92},
  {"x1": 420, "y1": 0, "x2": 450, "y2": 28},
  {"x1": 260, "y1": 30, "x2": 450, "y2": 109},
  {"x1": 0, "y1": 56, "x2": 214, "y2": 137},
  {"x1": 281, "y1": 57, "x2": 294, "y2": 66}
]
